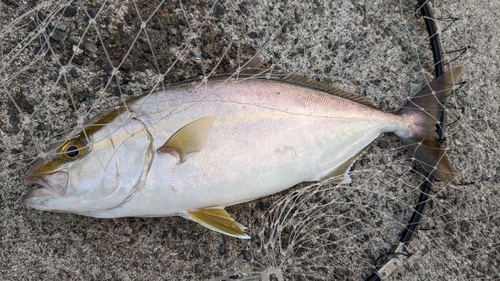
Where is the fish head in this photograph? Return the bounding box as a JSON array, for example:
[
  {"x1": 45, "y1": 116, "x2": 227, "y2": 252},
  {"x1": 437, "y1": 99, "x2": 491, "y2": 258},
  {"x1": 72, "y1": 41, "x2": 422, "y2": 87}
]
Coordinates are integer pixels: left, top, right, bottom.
[
  {"x1": 23, "y1": 117, "x2": 153, "y2": 215},
  {"x1": 23, "y1": 137, "x2": 94, "y2": 212}
]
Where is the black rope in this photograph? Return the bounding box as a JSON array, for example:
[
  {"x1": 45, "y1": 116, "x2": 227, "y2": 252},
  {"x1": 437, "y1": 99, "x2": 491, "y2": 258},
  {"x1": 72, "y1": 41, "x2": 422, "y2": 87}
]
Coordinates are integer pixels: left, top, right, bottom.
[
  {"x1": 364, "y1": 1, "x2": 445, "y2": 280},
  {"x1": 400, "y1": 0, "x2": 446, "y2": 246}
]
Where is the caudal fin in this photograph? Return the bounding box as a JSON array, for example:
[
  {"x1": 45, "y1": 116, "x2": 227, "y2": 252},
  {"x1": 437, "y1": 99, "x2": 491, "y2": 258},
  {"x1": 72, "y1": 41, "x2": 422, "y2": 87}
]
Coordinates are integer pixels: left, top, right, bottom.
[{"x1": 396, "y1": 66, "x2": 465, "y2": 185}]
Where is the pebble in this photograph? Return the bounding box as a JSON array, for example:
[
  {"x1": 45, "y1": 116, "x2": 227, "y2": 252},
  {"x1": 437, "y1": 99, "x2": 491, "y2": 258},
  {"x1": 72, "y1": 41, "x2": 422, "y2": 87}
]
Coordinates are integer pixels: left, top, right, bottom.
[
  {"x1": 409, "y1": 82, "x2": 420, "y2": 97},
  {"x1": 82, "y1": 41, "x2": 98, "y2": 53},
  {"x1": 64, "y1": 6, "x2": 77, "y2": 17},
  {"x1": 70, "y1": 69, "x2": 79, "y2": 78},
  {"x1": 51, "y1": 29, "x2": 67, "y2": 42}
]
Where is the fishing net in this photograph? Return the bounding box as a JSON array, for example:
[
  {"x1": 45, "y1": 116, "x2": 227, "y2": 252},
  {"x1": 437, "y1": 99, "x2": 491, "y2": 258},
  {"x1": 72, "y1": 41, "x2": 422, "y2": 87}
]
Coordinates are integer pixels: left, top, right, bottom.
[{"x1": 1, "y1": 0, "x2": 498, "y2": 280}]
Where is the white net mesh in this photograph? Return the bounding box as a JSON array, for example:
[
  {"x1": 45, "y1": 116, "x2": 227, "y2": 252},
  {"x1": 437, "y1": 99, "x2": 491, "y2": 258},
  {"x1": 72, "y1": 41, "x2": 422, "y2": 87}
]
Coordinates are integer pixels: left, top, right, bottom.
[{"x1": 1, "y1": 0, "x2": 499, "y2": 280}]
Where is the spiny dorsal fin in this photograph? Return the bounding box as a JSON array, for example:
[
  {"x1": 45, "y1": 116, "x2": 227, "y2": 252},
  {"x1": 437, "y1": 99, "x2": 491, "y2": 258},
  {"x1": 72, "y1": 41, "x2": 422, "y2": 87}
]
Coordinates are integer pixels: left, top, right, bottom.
[
  {"x1": 157, "y1": 116, "x2": 216, "y2": 162},
  {"x1": 187, "y1": 207, "x2": 251, "y2": 239}
]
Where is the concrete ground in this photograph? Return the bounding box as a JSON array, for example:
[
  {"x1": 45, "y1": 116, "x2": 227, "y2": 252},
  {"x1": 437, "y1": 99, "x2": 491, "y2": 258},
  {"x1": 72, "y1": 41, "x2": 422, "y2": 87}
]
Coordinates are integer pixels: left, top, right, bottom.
[{"x1": 1, "y1": 0, "x2": 498, "y2": 280}]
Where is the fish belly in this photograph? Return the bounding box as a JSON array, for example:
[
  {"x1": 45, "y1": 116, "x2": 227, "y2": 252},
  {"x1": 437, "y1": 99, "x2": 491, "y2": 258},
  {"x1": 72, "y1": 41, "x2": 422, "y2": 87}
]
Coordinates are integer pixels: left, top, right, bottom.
[
  {"x1": 97, "y1": 80, "x2": 402, "y2": 217},
  {"x1": 108, "y1": 114, "x2": 392, "y2": 217}
]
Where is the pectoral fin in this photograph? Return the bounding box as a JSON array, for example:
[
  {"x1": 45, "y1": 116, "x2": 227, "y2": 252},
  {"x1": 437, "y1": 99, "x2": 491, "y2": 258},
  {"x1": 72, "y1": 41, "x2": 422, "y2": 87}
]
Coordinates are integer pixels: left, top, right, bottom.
[
  {"x1": 186, "y1": 207, "x2": 251, "y2": 239},
  {"x1": 158, "y1": 116, "x2": 216, "y2": 162}
]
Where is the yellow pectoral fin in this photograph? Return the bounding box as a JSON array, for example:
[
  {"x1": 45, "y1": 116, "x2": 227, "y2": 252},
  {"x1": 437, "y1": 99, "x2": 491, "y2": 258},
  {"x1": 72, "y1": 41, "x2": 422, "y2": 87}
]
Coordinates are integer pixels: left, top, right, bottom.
[
  {"x1": 186, "y1": 207, "x2": 251, "y2": 239},
  {"x1": 157, "y1": 116, "x2": 216, "y2": 162}
]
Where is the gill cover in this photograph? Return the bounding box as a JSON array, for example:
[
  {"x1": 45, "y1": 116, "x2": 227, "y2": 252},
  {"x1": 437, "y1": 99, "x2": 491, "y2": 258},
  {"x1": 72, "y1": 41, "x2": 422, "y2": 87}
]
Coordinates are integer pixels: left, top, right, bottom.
[{"x1": 24, "y1": 114, "x2": 154, "y2": 213}]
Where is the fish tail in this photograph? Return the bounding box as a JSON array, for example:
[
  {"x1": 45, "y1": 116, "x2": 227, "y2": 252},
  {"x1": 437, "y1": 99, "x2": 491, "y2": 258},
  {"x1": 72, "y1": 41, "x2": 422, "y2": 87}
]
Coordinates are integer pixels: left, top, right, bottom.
[{"x1": 395, "y1": 66, "x2": 464, "y2": 185}]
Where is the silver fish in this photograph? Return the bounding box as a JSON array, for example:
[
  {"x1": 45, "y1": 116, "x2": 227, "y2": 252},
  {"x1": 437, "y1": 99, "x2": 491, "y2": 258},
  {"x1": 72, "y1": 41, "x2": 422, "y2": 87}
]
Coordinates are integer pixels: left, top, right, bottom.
[{"x1": 23, "y1": 64, "x2": 464, "y2": 238}]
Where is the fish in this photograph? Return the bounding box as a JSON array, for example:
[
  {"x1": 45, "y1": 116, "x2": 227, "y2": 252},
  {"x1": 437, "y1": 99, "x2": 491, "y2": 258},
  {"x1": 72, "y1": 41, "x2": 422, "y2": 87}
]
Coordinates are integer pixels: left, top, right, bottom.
[{"x1": 22, "y1": 62, "x2": 464, "y2": 239}]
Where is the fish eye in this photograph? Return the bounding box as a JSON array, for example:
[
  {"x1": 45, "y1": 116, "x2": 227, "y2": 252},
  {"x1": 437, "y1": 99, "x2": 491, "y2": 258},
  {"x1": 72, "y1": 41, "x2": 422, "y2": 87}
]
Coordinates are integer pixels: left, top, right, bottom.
[{"x1": 60, "y1": 140, "x2": 87, "y2": 161}]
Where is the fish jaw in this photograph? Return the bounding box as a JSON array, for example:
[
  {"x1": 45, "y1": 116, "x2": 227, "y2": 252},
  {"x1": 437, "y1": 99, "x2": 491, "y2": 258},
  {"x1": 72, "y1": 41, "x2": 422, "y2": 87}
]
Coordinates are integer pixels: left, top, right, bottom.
[{"x1": 23, "y1": 171, "x2": 69, "y2": 210}]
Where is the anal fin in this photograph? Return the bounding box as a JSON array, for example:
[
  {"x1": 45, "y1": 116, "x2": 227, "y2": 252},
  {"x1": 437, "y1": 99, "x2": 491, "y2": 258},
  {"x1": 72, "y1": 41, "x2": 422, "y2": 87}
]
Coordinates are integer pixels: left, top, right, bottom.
[
  {"x1": 320, "y1": 145, "x2": 370, "y2": 183},
  {"x1": 186, "y1": 207, "x2": 250, "y2": 239}
]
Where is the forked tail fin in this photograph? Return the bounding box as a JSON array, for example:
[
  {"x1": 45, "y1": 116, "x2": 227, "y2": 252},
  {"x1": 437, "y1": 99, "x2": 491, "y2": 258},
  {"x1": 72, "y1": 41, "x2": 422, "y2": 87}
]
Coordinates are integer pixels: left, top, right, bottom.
[{"x1": 396, "y1": 66, "x2": 465, "y2": 185}]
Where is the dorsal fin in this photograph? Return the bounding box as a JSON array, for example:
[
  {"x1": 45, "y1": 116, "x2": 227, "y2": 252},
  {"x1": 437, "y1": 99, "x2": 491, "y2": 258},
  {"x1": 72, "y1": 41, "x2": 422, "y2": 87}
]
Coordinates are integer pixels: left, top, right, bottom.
[
  {"x1": 242, "y1": 56, "x2": 265, "y2": 68},
  {"x1": 276, "y1": 73, "x2": 379, "y2": 109},
  {"x1": 235, "y1": 66, "x2": 379, "y2": 110},
  {"x1": 172, "y1": 58, "x2": 379, "y2": 110}
]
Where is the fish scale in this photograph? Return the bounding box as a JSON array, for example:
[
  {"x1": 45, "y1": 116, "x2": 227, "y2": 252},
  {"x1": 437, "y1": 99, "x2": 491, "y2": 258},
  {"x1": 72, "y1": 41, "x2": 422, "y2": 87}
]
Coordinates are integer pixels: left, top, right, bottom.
[{"x1": 23, "y1": 66, "x2": 464, "y2": 239}]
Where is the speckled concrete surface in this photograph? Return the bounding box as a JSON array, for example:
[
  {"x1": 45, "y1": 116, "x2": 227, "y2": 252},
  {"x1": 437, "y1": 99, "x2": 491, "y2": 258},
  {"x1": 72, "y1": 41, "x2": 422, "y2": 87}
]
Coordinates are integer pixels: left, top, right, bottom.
[{"x1": 1, "y1": 0, "x2": 499, "y2": 280}]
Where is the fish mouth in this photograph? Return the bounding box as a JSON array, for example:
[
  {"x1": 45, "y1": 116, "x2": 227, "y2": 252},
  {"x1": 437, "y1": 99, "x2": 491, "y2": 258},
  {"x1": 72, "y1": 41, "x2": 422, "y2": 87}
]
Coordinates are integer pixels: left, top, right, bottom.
[{"x1": 23, "y1": 172, "x2": 69, "y2": 205}]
